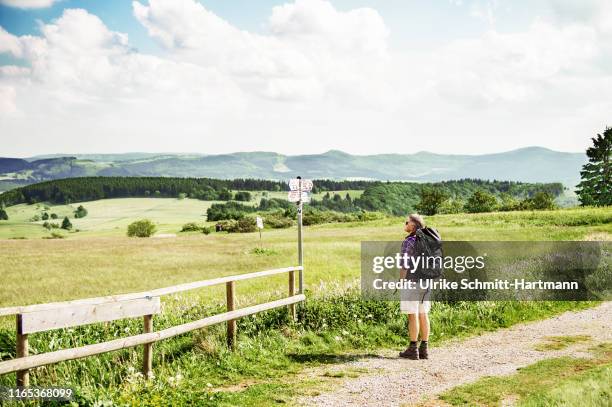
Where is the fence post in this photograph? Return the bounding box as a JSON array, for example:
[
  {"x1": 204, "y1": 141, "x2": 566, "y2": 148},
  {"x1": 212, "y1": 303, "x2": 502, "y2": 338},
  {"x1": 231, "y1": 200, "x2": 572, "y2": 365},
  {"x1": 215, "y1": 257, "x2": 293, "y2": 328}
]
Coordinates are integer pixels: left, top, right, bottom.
[
  {"x1": 226, "y1": 281, "x2": 236, "y2": 350},
  {"x1": 16, "y1": 314, "x2": 29, "y2": 387},
  {"x1": 288, "y1": 270, "x2": 296, "y2": 321},
  {"x1": 142, "y1": 314, "x2": 153, "y2": 378}
]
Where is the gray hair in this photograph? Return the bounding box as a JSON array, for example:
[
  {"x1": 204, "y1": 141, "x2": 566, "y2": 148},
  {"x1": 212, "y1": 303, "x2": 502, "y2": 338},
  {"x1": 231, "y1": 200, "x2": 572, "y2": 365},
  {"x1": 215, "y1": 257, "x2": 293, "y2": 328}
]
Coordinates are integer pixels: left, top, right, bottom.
[{"x1": 407, "y1": 213, "x2": 425, "y2": 229}]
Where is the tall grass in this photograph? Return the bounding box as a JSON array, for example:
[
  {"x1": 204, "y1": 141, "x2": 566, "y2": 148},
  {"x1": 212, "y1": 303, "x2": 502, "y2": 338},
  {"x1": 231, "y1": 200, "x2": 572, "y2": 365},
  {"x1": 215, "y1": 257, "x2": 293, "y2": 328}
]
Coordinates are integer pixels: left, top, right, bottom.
[{"x1": 0, "y1": 289, "x2": 596, "y2": 405}]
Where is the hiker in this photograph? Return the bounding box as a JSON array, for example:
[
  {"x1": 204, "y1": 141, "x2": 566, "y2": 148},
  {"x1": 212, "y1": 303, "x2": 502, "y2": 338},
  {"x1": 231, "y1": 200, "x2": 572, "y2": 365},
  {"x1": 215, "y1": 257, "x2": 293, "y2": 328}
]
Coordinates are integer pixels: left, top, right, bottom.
[{"x1": 399, "y1": 213, "x2": 431, "y2": 360}]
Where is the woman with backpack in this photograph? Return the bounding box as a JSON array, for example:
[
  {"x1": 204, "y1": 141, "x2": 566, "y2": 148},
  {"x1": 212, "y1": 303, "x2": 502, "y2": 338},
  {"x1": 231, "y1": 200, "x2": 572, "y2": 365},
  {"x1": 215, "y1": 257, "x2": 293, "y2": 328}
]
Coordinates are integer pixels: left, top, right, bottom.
[{"x1": 398, "y1": 213, "x2": 431, "y2": 360}]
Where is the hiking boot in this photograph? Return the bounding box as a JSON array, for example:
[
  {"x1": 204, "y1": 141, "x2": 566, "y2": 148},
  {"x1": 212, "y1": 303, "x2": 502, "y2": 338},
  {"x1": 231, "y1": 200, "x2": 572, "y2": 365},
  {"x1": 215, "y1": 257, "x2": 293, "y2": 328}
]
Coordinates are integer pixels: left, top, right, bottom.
[
  {"x1": 419, "y1": 342, "x2": 429, "y2": 359},
  {"x1": 399, "y1": 344, "x2": 419, "y2": 360}
]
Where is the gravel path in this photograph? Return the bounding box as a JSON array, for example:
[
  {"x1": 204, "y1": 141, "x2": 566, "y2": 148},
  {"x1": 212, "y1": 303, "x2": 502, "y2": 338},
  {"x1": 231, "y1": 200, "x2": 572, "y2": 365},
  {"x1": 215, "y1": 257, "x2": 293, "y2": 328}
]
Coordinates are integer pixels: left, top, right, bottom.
[{"x1": 300, "y1": 302, "x2": 612, "y2": 407}]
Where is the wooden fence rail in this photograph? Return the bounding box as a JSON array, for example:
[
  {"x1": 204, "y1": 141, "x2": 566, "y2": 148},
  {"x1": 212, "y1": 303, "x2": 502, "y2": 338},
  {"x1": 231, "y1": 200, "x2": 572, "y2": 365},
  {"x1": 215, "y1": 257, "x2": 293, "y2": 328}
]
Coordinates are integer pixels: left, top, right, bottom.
[{"x1": 0, "y1": 266, "x2": 304, "y2": 386}]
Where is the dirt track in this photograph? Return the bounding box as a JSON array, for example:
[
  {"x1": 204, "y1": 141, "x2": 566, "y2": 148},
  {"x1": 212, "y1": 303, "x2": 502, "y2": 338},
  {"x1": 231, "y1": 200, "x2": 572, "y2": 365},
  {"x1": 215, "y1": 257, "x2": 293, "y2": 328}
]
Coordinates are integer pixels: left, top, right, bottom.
[{"x1": 300, "y1": 302, "x2": 612, "y2": 406}]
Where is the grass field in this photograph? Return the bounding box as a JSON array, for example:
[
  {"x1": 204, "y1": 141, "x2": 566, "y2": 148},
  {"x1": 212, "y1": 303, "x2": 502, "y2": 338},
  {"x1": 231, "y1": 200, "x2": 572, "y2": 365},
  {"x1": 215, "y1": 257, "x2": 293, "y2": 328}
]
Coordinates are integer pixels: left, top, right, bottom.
[
  {"x1": 437, "y1": 342, "x2": 612, "y2": 406},
  {"x1": 0, "y1": 199, "x2": 610, "y2": 405},
  {"x1": 0, "y1": 200, "x2": 610, "y2": 309}
]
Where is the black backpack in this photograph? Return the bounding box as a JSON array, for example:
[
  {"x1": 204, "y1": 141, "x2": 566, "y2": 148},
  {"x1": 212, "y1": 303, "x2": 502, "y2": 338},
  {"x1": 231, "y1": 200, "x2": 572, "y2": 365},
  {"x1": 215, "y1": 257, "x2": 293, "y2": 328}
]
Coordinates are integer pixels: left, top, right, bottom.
[{"x1": 414, "y1": 227, "x2": 443, "y2": 279}]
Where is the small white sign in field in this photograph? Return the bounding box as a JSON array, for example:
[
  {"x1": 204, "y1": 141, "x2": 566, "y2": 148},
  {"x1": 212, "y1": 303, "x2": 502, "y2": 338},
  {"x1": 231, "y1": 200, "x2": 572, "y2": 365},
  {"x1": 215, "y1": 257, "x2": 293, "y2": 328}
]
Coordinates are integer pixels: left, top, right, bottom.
[
  {"x1": 287, "y1": 191, "x2": 310, "y2": 203},
  {"x1": 288, "y1": 178, "x2": 313, "y2": 192},
  {"x1": 256, "y1": 216, "x2": 264, "y2": 229}
]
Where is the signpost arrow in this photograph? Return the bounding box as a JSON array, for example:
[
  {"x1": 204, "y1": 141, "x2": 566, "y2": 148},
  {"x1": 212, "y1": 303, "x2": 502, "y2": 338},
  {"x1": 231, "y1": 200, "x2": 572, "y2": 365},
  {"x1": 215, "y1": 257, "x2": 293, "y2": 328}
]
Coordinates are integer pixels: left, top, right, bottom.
[
  {"x1": 287, "y1": 191, "x2": 310, "y2": 202},
  {"x1": 289, "y1": 178, "x2": 313, "y2": 192}
]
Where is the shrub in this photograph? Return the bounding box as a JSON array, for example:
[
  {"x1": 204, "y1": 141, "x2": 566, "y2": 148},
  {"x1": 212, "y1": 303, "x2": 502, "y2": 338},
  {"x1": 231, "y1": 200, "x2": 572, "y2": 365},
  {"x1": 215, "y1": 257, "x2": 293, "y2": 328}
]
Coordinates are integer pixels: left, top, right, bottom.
[
  {"x1": 217, "y1": 189, "x2": 233, "y2": 201},
  {"x1": 41, "y1": 212, "x2": 49, "y2": 220},
  {"x1": 231, "y1": 217, "x2": 257, "y2": 233},
  {"x1": 0, "y1": 208, "x2": 8, "y2": 221},
  {"x1": 30, "y1": 214, "x2": 40, "y2": 222},
  {"x1": 178, "y1": 193, "x2": 187, "y2": 200},
  {"x1": 438, "y1": 198, "x2": 465, "y2": 214},
  {"x1": 234, "y1": 191, "x2": 252, "y2": 202},
  {"x1": 201, "y1": 226, "x2": 212, "y2": 235},
  {"x1": 250, "y1": 247, "x2": 278, "y2": 256},
  {"x1": 522, "y1": 192, "x2": 557, "y2": 210},
  {"x1": 61, "y1": 216, "x2": 72, "y2": 230},
  {"x1": 498, "y1": 193, "x2": 521, "y2": 212},
  {"x1": 180, "y1": 222, "x2": 202, "y2": 232},
  {"x1": 74, "y1": 205, "x2": 88, "y2": 218},
  {"x1": 50, "y1": 213, "x2": 58, "y2": 219},
  {"x1": 219, "y1": 217, "x2": 257, "y2": 233},
  {"x1": 357, "y1": 211, "x2": 386, "y2": 221},
  {"x1": 464, "y1": 190, "x2": 498, "y2": 213},
  {"x1": 214, "y1": 220, "x2": 237, "y2": 232},
  {"x1": 206, "y1": 201, "x2": 254, "y2": 221},
  {"x1": 127, "y1": 219, "x2": 156, "y2": 237},
  {"x1": 264, "y1": 214, "x2": 293, "y2": 229},
  {"x1": 302, "y1": 209, "x2": 358, "y2": 225}
]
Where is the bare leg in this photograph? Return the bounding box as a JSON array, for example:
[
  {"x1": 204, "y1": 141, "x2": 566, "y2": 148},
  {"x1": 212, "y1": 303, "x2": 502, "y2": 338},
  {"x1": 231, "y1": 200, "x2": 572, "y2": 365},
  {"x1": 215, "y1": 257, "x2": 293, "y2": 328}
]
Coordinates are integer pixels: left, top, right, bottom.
[
  {"x1": 408, "y1": 313, "x2": 419, "y2": 342},
  {"x1": 418, "y1": 313, "x2": 430, "y2": 341}
]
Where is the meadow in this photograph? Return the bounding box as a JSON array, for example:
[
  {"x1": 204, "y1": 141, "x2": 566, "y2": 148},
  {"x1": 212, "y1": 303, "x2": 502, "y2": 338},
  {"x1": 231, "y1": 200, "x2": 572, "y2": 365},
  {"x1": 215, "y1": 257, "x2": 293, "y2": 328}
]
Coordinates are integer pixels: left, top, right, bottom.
[
  {"x1": 0, "y1": 199, "x2": 610, "y2": 405},
  {"x1": 0, "y1": 199, "x2": 610, "y2": 309}
]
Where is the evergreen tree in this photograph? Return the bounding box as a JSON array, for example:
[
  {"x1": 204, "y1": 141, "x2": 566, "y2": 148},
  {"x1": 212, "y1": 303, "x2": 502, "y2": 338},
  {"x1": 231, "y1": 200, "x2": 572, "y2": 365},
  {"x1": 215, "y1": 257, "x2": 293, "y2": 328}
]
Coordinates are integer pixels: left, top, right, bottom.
[
  {"x1": 0, "y1": 208, "x2": 8, "y2": 221},
  {"x1": 61, "y1": 216, "x2": 72, "y2": 230},
  {"x1": 576, "y1": 127, "x2": 611, "y2": 206}
]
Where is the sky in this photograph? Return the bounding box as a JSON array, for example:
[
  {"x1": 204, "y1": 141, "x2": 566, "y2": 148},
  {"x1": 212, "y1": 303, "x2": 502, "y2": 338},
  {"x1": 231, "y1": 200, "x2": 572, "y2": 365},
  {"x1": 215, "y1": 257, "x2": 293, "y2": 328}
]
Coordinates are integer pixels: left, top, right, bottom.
[{"x1": 0, "y1": 0, "x2": 611, "y2": 157}]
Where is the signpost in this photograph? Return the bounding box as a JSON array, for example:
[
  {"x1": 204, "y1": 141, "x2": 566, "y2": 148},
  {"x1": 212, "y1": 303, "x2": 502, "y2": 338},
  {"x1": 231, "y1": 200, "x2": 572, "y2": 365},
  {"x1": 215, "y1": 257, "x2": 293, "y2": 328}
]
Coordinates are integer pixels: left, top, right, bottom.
[{"x1": 288, "y1": 177, "x2": 312, "y2": 295}]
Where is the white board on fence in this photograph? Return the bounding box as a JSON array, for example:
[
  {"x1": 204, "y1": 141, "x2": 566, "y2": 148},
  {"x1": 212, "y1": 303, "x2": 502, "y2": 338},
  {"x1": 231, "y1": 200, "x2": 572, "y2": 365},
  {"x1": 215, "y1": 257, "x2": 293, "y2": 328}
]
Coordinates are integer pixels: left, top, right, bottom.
[
  {"x1": 19, "y1": 297, "x2": 161, "y2": 334},
  {"x1": 256, "y1": 216, "x2": 264, "y2": 229},
  {"x1": 287, "y1": 191, "x2": 310, "y2": 202},
  {"x1": 288, "y1": 179, "x2": 313, "y2": 192}
]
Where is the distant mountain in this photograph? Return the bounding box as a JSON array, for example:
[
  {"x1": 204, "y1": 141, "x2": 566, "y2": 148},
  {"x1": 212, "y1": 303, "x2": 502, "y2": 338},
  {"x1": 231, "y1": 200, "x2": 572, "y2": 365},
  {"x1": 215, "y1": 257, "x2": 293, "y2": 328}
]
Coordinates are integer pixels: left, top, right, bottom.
[{"x1": 0, "y1": 147, "x2": 586, "y2": 191}]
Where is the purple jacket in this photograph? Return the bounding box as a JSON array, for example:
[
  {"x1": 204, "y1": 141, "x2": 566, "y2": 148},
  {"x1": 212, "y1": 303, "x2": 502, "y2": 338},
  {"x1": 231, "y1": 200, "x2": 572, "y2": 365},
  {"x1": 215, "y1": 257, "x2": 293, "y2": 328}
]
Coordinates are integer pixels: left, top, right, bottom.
[{"x1": 400, "y1": 233, "x2": 417, "y2": 276}]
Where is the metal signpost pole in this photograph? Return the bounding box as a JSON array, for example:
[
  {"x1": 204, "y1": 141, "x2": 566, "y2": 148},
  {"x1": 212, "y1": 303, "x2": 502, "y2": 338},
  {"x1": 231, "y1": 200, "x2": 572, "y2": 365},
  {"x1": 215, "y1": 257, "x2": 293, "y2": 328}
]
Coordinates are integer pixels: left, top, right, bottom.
[{"x1": 297, "y1": 176, "x2": 304, "y2": 294}]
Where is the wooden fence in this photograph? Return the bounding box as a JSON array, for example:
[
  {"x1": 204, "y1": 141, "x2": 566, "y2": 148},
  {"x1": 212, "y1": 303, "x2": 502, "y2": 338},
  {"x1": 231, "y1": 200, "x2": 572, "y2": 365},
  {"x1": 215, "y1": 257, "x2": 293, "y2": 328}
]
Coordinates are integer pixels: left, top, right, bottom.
[{"x1": 0, "y1": 266, "x2": 304, "y2": 386}]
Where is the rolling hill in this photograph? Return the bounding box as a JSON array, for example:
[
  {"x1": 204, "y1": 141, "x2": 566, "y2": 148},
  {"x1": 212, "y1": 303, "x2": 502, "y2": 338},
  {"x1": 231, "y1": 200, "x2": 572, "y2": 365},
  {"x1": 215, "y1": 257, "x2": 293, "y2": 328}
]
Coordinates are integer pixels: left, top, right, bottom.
[{"x1": 0, "y1": 147, "x2": 586, "y2": 192}]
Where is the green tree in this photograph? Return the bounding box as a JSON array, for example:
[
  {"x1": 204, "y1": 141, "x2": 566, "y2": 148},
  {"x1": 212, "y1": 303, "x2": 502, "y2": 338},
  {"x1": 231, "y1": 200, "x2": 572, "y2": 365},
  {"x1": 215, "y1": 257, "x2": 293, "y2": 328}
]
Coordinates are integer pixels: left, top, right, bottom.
[
  {"x1": 74, "y1": 205, "x2": 88, "y2": 218},
  {"x1": 576, "y1": 127, "x2": 611, "y2": 206},
  {"x1": 0, "y1": 207, "x2": 8, "y2": 221},
  {"x1": 41, "y1": 212, "x2": 49, "y2": 220},
  {"x1": 50, "y1": 213, "x2": 58, "y2": 219},
  {"x1": 217, "y1": 189, "x2": 233, "y2": 201},
  {"x1": 61, "y1": 216, "x2": 72, "y2": 230},
  {"x1": 523, "y1": 192, "x2": 556, "y2": 210},
  {"x1": 234, "y1": 191, "x2": 252, "y2": 201},
  {"x1": 415, "y1": 188, "x2": 448, "y2": 216},
  {"x1": 464, "y1": 190, "x2": 498, "y2": 213},
  {"x1": 127, "y1": 219, "x2": 156, "y2": 237},
  {"x1": 498, "y1": 193, "x2": 520, "y2": 211},
  {"x1": 438, "y1": 198, "x2": 465, "y2": 214}
]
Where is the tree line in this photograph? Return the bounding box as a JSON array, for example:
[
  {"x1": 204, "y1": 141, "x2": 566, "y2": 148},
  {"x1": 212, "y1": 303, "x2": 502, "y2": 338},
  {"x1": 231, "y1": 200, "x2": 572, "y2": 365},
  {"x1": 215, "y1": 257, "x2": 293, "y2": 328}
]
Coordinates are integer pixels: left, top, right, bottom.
[
  {"x1": 0, "y1": 177, "x2": 383, "y2": 206},
  {"x1": 312, "y1": 179, "x2": 564, "y2": 216}
]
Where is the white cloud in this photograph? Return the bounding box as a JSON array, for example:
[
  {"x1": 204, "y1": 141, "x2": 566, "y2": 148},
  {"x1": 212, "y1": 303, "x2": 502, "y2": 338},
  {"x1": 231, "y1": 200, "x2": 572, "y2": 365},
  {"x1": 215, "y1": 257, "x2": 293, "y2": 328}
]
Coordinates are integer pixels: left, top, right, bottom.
[
  {"x1": 0, "y1": 0, "x2": 59, "y2": 9},
  {"x1": 132, "y1": 0, "x2": 390, "y2": 104},
  {"x1": 0, "y1": 0, "x2": 611, "y2": 156},
  {"x1": 0, "y1": 27, "x2": 22, "y2": 57}
]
